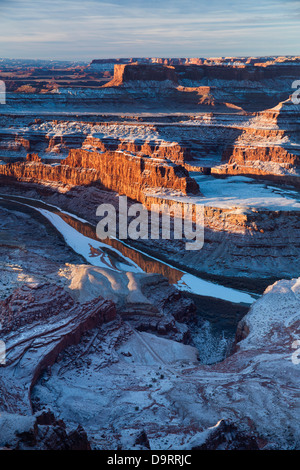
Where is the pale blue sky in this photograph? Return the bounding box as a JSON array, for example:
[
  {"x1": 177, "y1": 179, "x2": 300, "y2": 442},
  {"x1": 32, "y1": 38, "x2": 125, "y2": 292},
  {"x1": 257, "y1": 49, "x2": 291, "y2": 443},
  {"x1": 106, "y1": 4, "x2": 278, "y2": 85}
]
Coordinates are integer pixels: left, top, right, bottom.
[{"x1": 0, "y1": 0, "x2": 299, "y2": 60}]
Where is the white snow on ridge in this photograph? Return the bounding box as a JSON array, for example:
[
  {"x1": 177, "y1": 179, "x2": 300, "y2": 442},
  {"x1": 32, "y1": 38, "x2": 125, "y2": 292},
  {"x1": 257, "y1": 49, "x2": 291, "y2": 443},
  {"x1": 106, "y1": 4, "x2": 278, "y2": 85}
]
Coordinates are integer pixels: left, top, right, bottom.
[
  {"x1": 149, "y1": 174, "x2": 300, "y2": 212},
  {"x1": 237, "y1": 277, "x2": 300, "y2": 349},
  {"x1": 196, "y1": 175, "x2": 300, "y2": 210},
  {"x1": 118, "y1": 329, "x2": 199, "y2": 366}
]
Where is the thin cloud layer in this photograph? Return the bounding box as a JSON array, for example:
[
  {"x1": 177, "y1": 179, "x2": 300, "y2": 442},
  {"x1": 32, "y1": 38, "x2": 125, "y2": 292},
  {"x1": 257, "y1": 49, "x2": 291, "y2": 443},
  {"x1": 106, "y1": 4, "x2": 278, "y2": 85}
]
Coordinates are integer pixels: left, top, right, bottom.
[{"x1": 0, "y1": 0, "x2": 299, "y2": 60}]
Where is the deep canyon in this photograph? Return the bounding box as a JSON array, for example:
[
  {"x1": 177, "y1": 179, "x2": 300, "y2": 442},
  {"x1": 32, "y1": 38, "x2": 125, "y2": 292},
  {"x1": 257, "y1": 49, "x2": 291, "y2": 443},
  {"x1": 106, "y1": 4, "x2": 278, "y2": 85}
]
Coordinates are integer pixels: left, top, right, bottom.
[{"x1": 0, "y1": 57, "x2": 299, "y2": 450}]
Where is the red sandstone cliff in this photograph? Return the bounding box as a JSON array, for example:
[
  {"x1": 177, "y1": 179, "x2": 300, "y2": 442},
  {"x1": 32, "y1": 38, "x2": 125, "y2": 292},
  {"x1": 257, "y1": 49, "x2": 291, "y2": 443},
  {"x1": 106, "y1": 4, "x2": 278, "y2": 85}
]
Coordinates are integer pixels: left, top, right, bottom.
[
  {"x1": 0, "y1": 148, "x2": 200, "y2": 203},
  {"x1": 83, "y1": 136, "x2": 193, "y2": 163},
  {"x1": 222, "y1": 145, "x2": 300, "y2": 168},
  {"x1": 103, "y1": 62, "x2": 300, "y2": 87},
  {"x1": 103, "y1": 63, "x2": 178, "y2": 87},
  {"x1": 214, "y1": 98, "x2": 300, "y2": 182}
]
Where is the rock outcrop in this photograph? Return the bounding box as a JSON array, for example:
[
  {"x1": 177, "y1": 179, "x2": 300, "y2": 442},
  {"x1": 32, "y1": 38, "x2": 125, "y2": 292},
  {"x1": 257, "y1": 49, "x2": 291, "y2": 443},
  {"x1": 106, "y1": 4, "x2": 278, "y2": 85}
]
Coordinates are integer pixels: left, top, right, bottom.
[
  {"x1": 3, "y1": 57, "x2": 300, "y2": 114},
  {"x1": 0, "y1": 186, "x2": 299, "y2": 449},
  {"x1": 222, "y1": 145, "x2": 300, "y2": 168},
  {"x1": 1, "y1": 56, "x2": 300, "y2": 451},
  {"x1": 30, "y1": 277, "x2": 300, "y2": 449},
  {"x1": 104, "y1": 63, "x2": 179, "y2": 87},
  {"x1": 63, "y1": 264, "x2": 195, "y2": 342},
  {"x1": 83, "y1": 136, "x2": 193, "y2": 163},
  {"x1": 212, "y1": 98, "x2": 300, "y2": 184},
  {"x1": 0, "y1": 410, "x2": 91, "y2": 450},
  {"x1": 0, "y1": 283, "x2": 116, "y2": 414},
  {"x1": 187, "y1": 419, "x2": 259, "y2": 450},
  {"x1": 0, "y1": 148, "x2": 201, "y2": 203},
  {"x1": 104, "y1": 62, "x2": 300, "y2": 87},
  {"x1": 0, "y1": 121, "x2": 194, "y2": 163}
]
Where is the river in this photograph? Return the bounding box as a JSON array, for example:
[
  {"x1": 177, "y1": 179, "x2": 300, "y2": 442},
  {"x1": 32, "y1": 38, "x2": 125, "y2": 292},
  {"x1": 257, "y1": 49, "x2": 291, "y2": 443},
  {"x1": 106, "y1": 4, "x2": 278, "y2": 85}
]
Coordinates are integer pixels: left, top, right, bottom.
[{"x1": 0, "y1": 193, "x2": 258, "y2": 364}]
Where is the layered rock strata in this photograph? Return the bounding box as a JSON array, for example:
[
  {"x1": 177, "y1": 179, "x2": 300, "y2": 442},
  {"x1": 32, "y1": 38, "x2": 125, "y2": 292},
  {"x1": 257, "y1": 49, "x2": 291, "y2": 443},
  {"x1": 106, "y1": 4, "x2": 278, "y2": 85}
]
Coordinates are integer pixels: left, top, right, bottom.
[
  {"x1": 212, "y1": 99, "x2": 300, "y2": 184},
  {"x1": 0, "y1": 283, "x2": 116, "y2": 414},
  {"x1": 0, "y1": 148, "x2": 201, "y2": 202}
]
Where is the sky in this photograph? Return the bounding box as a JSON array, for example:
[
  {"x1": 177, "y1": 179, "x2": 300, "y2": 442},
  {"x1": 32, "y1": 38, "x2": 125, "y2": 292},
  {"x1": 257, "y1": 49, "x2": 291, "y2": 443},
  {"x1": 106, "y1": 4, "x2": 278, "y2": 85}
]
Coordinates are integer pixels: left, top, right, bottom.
[{"x1": 0, "y1": 0, "x2": 299, "y2": 61}]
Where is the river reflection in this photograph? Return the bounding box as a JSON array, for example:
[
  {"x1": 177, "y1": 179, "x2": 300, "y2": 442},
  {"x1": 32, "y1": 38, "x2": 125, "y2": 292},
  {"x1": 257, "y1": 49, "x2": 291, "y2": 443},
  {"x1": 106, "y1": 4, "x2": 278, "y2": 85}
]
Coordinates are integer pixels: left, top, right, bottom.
[
  {"x1": 0, "y1": 194, "x2": 184, "y2": 284},
  {"x1": 0, "y1": 193, "x2": 255, "y2": 364},
  {"x1": 0, "y1": 193, "x2": 256, "y2": 306}
]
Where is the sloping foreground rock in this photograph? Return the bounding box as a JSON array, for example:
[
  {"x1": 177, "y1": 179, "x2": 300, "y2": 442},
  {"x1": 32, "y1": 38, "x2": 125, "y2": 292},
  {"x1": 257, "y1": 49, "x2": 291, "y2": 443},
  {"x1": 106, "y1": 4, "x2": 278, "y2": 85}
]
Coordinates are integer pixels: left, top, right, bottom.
[
  {"x1": 186, "y1": 419, "x2": 259, "y2": 450},
  {"x1": 0, "y1": 410, "x2": 91, "y2": 450},
  {"x1": 63, "y1": 264, "x2": 196, "y2": 342},
  {"x1": 0, "y1": 283, "x2": 116, "y2": 414},
  {"x1": 31, "y1": 277, "x2": 300, "y2": 449}
]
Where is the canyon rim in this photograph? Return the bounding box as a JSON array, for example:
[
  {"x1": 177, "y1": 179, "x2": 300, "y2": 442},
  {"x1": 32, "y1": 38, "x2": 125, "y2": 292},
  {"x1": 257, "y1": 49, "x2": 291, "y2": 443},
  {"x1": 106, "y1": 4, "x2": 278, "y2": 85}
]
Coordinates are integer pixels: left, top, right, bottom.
[{"x1": 0, "y1": 0, "x2": 300, "y2": 458}]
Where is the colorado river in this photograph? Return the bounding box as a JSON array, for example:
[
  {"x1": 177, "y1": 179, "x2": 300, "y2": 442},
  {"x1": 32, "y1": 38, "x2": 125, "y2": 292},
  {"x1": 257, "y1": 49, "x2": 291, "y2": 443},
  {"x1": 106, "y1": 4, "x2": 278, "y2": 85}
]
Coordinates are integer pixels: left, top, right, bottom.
[
  {"x1": 0, "y1": 193, "x2": 256, "y2": 305},
  {"x1": 0, "y1": 192, "x2": 258, "y2": 364}
]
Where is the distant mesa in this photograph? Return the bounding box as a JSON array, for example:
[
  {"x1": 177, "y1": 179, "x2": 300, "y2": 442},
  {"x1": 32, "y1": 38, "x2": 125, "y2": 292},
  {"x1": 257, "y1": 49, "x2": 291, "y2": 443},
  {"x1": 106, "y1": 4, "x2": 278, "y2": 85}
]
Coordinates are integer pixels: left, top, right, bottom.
[
  {"x1": 100, "y1": 60, "x2": 300, "y2": 93},
  {"x1": 103, "y1": 63, "x2": 179, "y2": 87}
]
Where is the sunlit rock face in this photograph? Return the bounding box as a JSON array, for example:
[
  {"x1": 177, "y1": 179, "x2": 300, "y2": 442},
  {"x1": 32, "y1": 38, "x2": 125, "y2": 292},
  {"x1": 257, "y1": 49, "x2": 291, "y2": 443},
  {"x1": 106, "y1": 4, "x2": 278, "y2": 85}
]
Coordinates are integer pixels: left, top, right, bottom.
[
  {"x1": 0, "y1": 148, "x2": 200, "y2": 203},
  {"x1": 0, "y1": 57, "x2": 299, "y2": 450},
  {"x1": 212, "y1": 98, "x2": 300, "y2": 185}
]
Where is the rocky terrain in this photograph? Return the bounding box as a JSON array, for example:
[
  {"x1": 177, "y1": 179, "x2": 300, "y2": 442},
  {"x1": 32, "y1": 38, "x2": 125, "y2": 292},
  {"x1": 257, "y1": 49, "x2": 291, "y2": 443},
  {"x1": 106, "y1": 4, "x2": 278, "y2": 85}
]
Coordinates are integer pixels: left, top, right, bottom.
[
  {"x1": 0, "y1": 149, "x2": 200, "y2": 203},
  {"x1": 0, "y1": 57, "x2": 299, "y2": 450},
  {"x1": 1, "y1": 248, "x2": 299, "y2": 449},
  {"x1": 212, "y1": 97, "x2": 300, "y2": 185}
]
